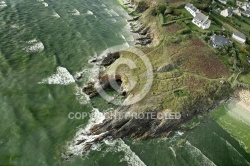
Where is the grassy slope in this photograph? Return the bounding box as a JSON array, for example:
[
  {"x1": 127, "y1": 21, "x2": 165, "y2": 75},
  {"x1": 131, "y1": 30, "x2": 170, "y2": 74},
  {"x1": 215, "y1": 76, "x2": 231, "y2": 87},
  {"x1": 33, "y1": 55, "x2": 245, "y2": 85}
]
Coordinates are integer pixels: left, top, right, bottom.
[{"x1": 105, "y1": 0, "x2": 232, "y2": 113}]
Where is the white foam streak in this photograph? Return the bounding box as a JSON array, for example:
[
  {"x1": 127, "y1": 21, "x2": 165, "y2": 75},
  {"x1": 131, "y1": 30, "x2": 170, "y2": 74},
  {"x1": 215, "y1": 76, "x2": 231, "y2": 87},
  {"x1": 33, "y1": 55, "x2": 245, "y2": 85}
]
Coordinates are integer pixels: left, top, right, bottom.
[
  {"x1": 70, "y1": 9, "x2": 80, "y2": 16},
  {"x1": 185, "y1": 141, "x2": 216, "y2": 166},
  {"x1": 42, "y1": 2, "x2": 48, "y2": 7},
  {"x1": 23, "y1": 39, "x2": 44, "y2": 53},
  {"x1": 39, "y1": 67, "x2": 75, "y2": 85},
  {"x1": 0, "y1": 1, "x2": 7, "y2": 7},
  {"x1": 67, "y1": 108, "x2": 105, "y2": 155},
  {"x1": 86, "y1": 10, "x2": 93, "y2": 15},
  {"x1": 104, "y1": 139, "x2": 146, "y2": 166},
  {"x1": 52, "y1": 11, "x2": 60, "y2": 18},
  {"x1": 75, "y1": 86, "x2": 90, "y2": 105}
]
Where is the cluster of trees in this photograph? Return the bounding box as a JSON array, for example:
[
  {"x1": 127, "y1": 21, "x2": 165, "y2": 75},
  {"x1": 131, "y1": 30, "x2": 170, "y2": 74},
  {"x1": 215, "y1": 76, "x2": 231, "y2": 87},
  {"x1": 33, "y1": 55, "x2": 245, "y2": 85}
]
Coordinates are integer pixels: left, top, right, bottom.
[{"x1": 151, "y1": 5, "x2": 167, "y2": 16}]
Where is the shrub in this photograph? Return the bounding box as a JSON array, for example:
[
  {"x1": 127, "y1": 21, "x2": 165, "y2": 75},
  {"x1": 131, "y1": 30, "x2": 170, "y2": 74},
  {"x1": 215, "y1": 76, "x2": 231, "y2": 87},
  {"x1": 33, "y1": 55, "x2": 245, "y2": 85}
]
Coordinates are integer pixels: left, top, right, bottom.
[{"x1": 177, "y1": 28, "x2": 191, "y2": 35}]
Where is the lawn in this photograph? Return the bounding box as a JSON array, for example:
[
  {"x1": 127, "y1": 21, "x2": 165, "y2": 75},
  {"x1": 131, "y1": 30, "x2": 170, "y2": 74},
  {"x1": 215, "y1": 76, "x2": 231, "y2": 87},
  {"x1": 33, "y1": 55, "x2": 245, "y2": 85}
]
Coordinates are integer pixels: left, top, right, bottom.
[{"x1": 238, "y1": 74, "x2": 250, "y2": 85}]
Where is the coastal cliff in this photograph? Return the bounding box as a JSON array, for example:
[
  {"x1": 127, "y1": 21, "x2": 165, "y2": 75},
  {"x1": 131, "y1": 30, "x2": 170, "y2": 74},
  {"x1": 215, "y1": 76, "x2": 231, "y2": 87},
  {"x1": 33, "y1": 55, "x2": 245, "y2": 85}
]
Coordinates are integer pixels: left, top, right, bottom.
[{"x1": 79, "y1": 0, "x2": 234, "y2": 151}]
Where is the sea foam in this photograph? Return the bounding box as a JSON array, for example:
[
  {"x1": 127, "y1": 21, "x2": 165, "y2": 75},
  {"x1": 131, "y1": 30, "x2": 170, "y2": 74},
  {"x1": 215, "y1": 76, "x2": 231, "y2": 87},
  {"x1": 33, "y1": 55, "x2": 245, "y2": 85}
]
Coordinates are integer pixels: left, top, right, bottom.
[
  {"x1": 67, "y1": 108, "x2": 106, "y2": 155},
  {"x1": 104, "y1": 139, "x2": 146, "y2": 166},
  {"x1": 0, "y1": 1, "x2": 7, "y2": 8},
  {"x1": 38, "y1": 66, "x2": 75, "y2": 85},
  {"x1": 42, "y1": 2, "x2": 48, "y2": 7},
  {"x1": 23, "y1": 39, "x2": 44, "y2": 53},
  {"x1": 70, "y1": 9, "x2": 80, "y2": 16}
]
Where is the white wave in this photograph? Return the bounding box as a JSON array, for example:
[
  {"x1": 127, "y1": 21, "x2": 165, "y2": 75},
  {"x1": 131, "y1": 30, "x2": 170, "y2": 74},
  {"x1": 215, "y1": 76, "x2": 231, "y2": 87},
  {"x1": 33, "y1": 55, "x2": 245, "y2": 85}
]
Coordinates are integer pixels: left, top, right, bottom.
[
  {"x1": 169, "y1": 146, "x2": 176, "y2": 158},
  {"x1": 11, "y1": 24, "x2": 20, "y2": 29},
  {"x1": 70, "y1": 9, "x2": 80, "y2": 16},
  {"x1": 67, "y1": 108, "x2": 106, "y2": 155},
  {"x1": 104, "y1": 139, "x2": 146, "y2": 166},
  {"x1": 176, "y1": 131, "x2": 184, "y2": 136},
  {"x1": 86, "y1": 10, "x2": 93, "y2": 15},
  {"x1": 109, "y1": 9, "x2": 119, "y2": 17},
  {"x1": 185, "y1": 141, "x2": 216, "y2": 166},
  {"x1": 110, "y1": 18, "x2": 117, "y2": 23},
  {"x1": 104, "y1": 8, "x2": 113, "y2": 17},
  {"x1": 0, "y1": 1, "x2": 7, "y2": 7},
  {"x1": 38, "y1": 66, "x2": 75, "y2": 85},
  {"x1": 52, "y1": 11, "x2": 60, "y2": 18},
  {"x1": 23, "y1": 39, "x2": 44, "y2": 53},
  {"x1": 75, "y1": 86, "x2": 90, "y2": 105},
  {"x1": 42, "y1": 2, "x2": 48, "y2": 7},
  {"x1": 120, "y1": 34, "x2": 126, "y2": 41},
  {"x1": 37, "y1": 0, "x2": 44, "y2": 2},
  {"x1": 69, "y1": 9, "x2": 81, "y2": 16}
]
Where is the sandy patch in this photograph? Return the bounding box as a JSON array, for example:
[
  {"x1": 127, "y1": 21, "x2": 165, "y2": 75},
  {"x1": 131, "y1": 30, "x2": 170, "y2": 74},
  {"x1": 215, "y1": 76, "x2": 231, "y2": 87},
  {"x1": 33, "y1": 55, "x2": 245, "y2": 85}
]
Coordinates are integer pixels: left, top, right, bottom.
[{"x1": 234, "y1": 89, "x2": 250, "y2": 112}]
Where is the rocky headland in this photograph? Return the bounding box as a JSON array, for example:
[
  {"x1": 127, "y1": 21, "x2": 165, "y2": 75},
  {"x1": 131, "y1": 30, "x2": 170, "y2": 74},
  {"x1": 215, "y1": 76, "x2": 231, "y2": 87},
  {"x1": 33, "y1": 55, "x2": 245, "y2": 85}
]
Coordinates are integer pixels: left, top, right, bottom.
[{"x1": 78, "y1": 0, "x2": 235, "y2": 152}]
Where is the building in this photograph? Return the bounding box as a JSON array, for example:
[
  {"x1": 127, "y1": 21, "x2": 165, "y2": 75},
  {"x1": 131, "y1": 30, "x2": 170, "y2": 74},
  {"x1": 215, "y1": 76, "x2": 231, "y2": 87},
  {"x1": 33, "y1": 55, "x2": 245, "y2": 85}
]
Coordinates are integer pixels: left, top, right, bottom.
[
  {"x1": 233, "y1": 8, "x2": 242, "y2": 16},
  {"x1": 218, "y1": 0, "x2": 228, "y2": 4},
  {"x1": 236, "y1": 1, "x2": 250, "y2": 8},
  {"x1": 210, "y1": 35, "x2": 230, "y2": 48},
  {"x1": 192, "y1": 13, "x2": 211, "y2": 29},
  {"x1": 232, "y1": 31, "x2": 246, "y2": 44},
  {"x1": 242, "y1": 9, "x2": 250, "y2": 17},
  {"x1": 185, "y1": 3, "x2": 200, "y2": 17},
  {"x1": 220, "y1": 8, "x2": 233, "y2": 17}
]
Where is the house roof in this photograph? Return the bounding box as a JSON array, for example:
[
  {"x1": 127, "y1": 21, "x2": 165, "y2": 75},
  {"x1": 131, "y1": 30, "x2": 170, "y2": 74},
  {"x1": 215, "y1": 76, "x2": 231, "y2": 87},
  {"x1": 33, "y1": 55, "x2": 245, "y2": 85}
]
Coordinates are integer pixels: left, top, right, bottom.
[
  {"x1": 227, "y1": 8, "x2": 233, "y2": 14},
  {"x1": 219, "y1": 0, "x2": 228, "y2": 2},
  {"x1": 221, "y1": 8, "x2": 233, "y2": 16},
  {"x1": 194, "y1": 13, "x2": 208, "y2": 22},
  {"x1": 211, "y1": 35, "x2": 230, "y2": 47},
  {"x1": 233, "y1": 31, "x2": 246, "y2": 40},
  {"x1": 185, "y1": 3, "x2": 199, "y2": 12},
  {"x1": 242, "y1": 9, "x2": 250, "y2": 15}
]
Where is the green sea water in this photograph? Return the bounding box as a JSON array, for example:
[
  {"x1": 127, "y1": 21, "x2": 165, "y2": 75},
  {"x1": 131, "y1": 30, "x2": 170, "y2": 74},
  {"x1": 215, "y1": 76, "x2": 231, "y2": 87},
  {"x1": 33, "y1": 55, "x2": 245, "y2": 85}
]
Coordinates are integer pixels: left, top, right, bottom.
[{"x1": 0, "y1": 0, "x2": 250, "y2": 165}]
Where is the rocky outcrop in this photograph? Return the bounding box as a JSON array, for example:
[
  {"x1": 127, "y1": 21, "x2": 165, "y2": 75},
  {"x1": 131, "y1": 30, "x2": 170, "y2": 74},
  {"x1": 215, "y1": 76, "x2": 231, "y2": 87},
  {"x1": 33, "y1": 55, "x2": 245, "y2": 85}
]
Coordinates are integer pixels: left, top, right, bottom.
[
  {"x1": 129, "y1": 21, "x2": 152, "y2": 46},
  {"x1": 75, "y1": 101, "x2": 219, "y2": 152},
  {"x1": 83, "y1": 73, "x2": 125, "y2": 98},
  {"x1": 101, "y1": 52, "x2": 120, "y2": 67},
  {"x1": 157, "y1": 63, "x2": 176, "y2": 72},
  {"x1": 131, "y1": 0, "x2": 149, "y2": 13},
  {"x1": 82, "y1": 82, "x2": 98, "y2": 98}
]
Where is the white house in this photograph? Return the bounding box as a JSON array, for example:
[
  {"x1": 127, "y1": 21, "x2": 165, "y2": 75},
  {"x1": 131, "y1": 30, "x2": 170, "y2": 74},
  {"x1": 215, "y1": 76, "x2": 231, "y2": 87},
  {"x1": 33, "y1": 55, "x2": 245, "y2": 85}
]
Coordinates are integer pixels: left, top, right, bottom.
[
  {"x1": 192, "y1": 13, "x2": 211, "y2": 29},
  {"x1": 233, "y1": 8, "x2": 242, "y2": 16},
  {"x1": 220, "y1": 8, "x2": 233, "y2": 17},
  {"x1": 232, "y1": 31, "x2": 246, "y2": 44},
  {"x1": 236, "y1": 1, "x2": 250, "y2": 9},
  {"x1": 218, "y1": 0, "x2": 228, "y2": 4},
  {"x1": 185, "y1": 3, "x2": 200, "y2": 17},
  {"x1": 242, "y1": 9, "x2": 250, "y2": 17}
]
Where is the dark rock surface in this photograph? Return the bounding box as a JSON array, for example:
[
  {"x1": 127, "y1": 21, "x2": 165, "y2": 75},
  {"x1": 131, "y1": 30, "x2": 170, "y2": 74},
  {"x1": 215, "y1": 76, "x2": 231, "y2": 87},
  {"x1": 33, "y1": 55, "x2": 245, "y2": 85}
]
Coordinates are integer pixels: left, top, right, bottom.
[
  {"x1": 101, "y1": 52, "x2": 120, "y2": 67},
  {"x1": 157, "y1": 64, "x2": 176, "y2": 72}
]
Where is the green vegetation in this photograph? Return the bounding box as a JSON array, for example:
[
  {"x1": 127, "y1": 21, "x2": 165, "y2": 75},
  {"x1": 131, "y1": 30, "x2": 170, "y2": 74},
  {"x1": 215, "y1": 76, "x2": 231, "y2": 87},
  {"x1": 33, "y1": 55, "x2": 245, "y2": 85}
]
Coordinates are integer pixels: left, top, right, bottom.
[{"x1": 112, "y1": 0, "x2": 249, "y2": 116}]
